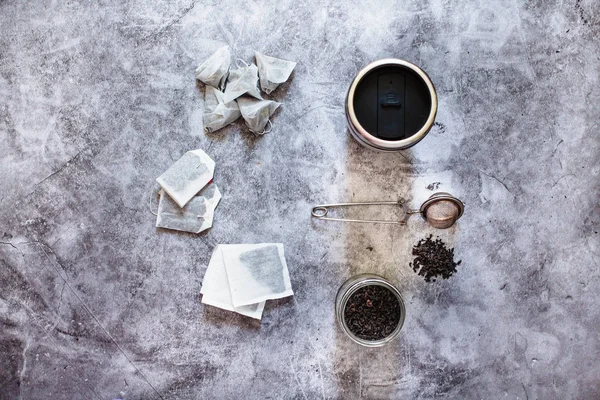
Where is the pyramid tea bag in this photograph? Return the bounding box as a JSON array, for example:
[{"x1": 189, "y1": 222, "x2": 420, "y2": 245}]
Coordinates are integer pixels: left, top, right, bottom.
[
  {"x1": 222, "y1": 63, "x2": 262, "y2": 103},
  {"x1": 156, "y1": 149, "x2": 215, "y2": 208},
  {"x1": 201, "y1": 245, "x2": 266, "y2": 320},
  {"x1": 236, "y1": 96, "x2": 281, "y2": 134},
  {"x1": 156, "y1": 183, "x2": 221, "y2": 234},
  {"x1": 195, "y1": 46, "x2": 231, "y2": 89},
  {"x1": 254, "y1": 51, "x2": 296, "y2": 94},
  {"x1": 221, "y1": 243, "x2": 293, "y2": 307},
  {"x1": 203, "y1": 86, "x2": 241, "y2": 133}
]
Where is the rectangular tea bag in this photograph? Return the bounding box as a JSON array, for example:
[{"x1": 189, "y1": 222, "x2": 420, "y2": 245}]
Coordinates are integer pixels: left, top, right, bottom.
[
  {"x1": 201, "y1": 245, "x2": 266, "y2": 320},
  {"x1": 221, "y1": 243, "x2": 293, "y2": 307},
  {"x1": 156, "y1": 149, "x2": 215, "y2": 208},
  {"x1": 156, "y1": 183, "x2": 221, "y2": 234}
]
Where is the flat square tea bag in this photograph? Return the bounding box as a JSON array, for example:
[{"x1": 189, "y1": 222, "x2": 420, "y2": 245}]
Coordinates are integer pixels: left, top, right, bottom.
[
  {"x1": 254, "y1": 51, "x2": 296, "y2": 94},
  {"x1": 156, "y1": 183, "x2": 221, "y2": 234},
  {"x1": 221, "y1": 243, "x2": 293, "y2": 307},
  {"x1": 236, "y1": 96, "x2": 281, "y2": 134},
  {"x1": 203, "y1": 86, "x2": 241, "y2": 133},
  {"x1": 156, "y1": 149, "x2": 215, "y2": 208},
  {"x1": 222, "y1": 63, "x2": 262, "y2": 103},
  {"x1": 201, "y1": 245, "x2": 266, "y2": 320},
  {"x1": 195, "y1": 46, "x2": 231, "y2": 89}
]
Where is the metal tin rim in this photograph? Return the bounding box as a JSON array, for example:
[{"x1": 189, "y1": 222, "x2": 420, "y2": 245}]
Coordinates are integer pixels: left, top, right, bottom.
[
  {"x1": 347, "y1": 58, "x2": 438, "y2": 150},
  {"x1": 335, "y1": 275, "x2": 406, "y2": 347}
]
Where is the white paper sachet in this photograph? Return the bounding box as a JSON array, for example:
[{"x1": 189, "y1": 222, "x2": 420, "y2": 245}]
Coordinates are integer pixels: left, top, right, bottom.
[
  {"x1": 203, "y1": 86, "x2": 241, "y2": 133},
  {"x1": 201, "y1": 246, "x2": 266, "y2": 320},
  {"x1": 156, "y1": 183, "x2": 221, "y2": 234},
  {"x1": 221, "y1": 243, "x2": 293, "y2": 307},
  {"x1": 254, "y1": 51, "x2": 296, "y2": 94},
  {"x1": 222, "y1": 63, "x2": 262, "y2": 103},
  {"x1": 236, "y1": 96, "x2": 281, "y2": 134},
  {"x1": 195, "y1": 46, "x2": 231, "y2": 89},
  {"x1": 156, "y1": 149, "x2": 215, "y2": 208}
]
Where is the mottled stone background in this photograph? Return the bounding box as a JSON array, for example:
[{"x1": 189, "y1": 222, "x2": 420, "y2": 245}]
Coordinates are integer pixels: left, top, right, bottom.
[{"x1": 1, "y1": 0, "x2": 599, "y2": 399}]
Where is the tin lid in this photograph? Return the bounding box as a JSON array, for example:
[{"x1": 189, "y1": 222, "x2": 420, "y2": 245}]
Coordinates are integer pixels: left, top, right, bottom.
[{"x1": 347, "y1": 59, "x2": 437, "y2": 149}]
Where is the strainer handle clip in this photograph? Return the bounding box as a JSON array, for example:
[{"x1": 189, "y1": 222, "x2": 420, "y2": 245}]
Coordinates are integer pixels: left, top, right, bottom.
[{"x1": 311, "y1": 200, "x2": 420, "y2": 224}]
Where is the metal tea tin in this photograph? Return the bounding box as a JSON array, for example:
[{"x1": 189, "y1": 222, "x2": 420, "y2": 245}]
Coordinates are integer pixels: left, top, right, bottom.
[
  {"x1": 335, "y1": 274, "x2": 406, "y2": 347},
  {"x1": 346, "y1": 59, "x2": 438, "y2": 151}
]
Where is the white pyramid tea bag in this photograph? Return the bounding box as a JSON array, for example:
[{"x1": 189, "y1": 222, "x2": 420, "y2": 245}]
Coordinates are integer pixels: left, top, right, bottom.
[
  {"x1": 203, "y1": 86, "x2": 241, "y2": 133},
  {"x1": 221, "y1": 243, "x2": 293, "y2": 307},
  {"x1": 156, "y1": 149, "x2": 215, "y2": 208},
  {"x1": 204, "y1": 84, "x2": 220, "y2": 110},
  {"x1": 156, "y1": 183, "x2": 221, "y2": 234},
  {"x1": 201, "y1": 245, "x2": 266, "y2": 320},
  {"x1": 222, "y1": 63, "x2": 262, "y2": 103},
  {"x1": 254, "y1": 51, "x2": 296, "y2": 94},
  {"x1": 195, "y1": 46, "x2": 231, "y2": 89},
  {"x1": 236, "y1": 96, "x2": 281, "y2": 134}
]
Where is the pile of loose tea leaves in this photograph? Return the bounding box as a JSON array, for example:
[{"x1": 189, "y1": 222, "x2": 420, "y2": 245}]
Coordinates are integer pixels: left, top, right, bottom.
[
  {"x1": 343, "y1": 285, "x2": 401, "y2": 341},
  {"x1": 410, "y1": 235, "x2": 462, "y2": 282}
]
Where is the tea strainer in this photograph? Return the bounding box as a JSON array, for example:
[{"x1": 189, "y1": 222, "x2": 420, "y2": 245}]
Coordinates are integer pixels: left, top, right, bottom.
[{"x1": 311, "y1": 192, "x2": 464, "y2": 229}]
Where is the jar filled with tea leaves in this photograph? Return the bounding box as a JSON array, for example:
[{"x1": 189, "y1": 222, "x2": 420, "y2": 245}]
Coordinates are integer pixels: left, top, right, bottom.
[{"x1": 335, "y1": 274, "x2": 406, "y2": 347}]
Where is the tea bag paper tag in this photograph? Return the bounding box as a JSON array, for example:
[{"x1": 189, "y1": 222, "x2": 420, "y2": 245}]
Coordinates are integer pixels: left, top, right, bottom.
[
  {"x1": 236, "y1": 97, "x2": 281, "y2": 134},
  {"x1": 254, "y1": 51, "x2": 296, "y2": 94},
  {"x1": 221, "y1": 243, "x2": 293, "y2": 307},
  {"x1": 222, "y1": 64, "x2": 262, "y2": 103},
  {"x1": 156, "y1": 149, "x2": 215, "y2": 208},
  {"x1": 156, "y1": 183, "x2": 221, "y2": 234},
  {"x1": 203, "y1": 86, "x2": 241, "y2": 133},
  {"x1": 201, "y1": 246, "x2": 265, "y2": 320},
  {"x1": 195, "y1": 45, "x2": 231, "y2": 89}
]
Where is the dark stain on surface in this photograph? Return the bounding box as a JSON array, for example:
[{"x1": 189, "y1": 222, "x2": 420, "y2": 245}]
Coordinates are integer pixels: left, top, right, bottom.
[
  {"x1": 415, "y1": 358, "x2": 476, "y2": 397},
  {"x1": 159, "y1": 362, "x2": 220, "y2": 397},
  {"x1": 0, "y1": 336, "x2": 24, "y2": 399},
  {"x1": 0, "y1": 258, "x2": 52, "y2": 315},
  {"x1": 337, "y1": 367, "x2": 361, "y2": 398}
]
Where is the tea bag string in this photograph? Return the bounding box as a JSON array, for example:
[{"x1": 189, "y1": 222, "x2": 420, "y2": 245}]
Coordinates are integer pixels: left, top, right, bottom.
[
  {"x1": 149, "y1": 187, "x2": 159, "y2": 216},
  {"x1": 229, "y1": 58, "x2": 252, "y2": 86},
  {"x1": 260, "y1": 119, "x2": 273, "y2": 135},
  {"x1": 235, "y1": 58, "x2": 249, "y2": 68}
]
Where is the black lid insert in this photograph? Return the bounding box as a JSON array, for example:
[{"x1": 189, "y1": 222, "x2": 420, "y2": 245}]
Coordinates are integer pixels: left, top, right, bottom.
[{"x1": 353, "y1": 65, "x2": 432, "y2": 141}]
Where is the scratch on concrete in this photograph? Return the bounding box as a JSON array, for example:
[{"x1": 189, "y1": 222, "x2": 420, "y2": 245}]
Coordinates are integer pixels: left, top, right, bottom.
[
  {"x1": 479, "y1": 169, "x2": 513, "y2": 195},
  {"x1": 289, "y1": 357, "x2": 308, "y2": 400},
  {"x1": 29, "y1": 150, "x2": 84, "y2": 195},
  {"x1": 551, "y1": 173, "x2": 576, "y2": 189},
  {"x1": 0, "y1": 241, "x2": 17, "y2": 249},
  {"x1": 18, "y1": 338, "x2": 31, "y2": 400},
  {"x1": 144, "y1": 2, "x2": 196, "y2": 41}
]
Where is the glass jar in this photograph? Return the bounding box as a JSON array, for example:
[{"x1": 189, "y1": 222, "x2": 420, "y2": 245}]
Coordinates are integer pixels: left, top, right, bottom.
[{"x1": 335, "y1": 274, "x2": 406, "y2": 347}]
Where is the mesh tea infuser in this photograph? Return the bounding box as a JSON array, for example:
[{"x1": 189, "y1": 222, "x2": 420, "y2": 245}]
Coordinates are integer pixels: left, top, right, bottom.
[{"x1": 311, "y1": 192, "x2": 464, "y2": 229}]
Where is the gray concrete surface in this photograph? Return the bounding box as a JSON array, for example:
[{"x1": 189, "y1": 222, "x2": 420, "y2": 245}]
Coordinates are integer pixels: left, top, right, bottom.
[{"x1": 1, "y1": 0, "x2": 599, "y2": 399}]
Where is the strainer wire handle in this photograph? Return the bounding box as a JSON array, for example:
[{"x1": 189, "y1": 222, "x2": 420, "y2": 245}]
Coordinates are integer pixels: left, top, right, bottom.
[{"x1": 311, "y1": 200, "x2": 420, "y2": 224}]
